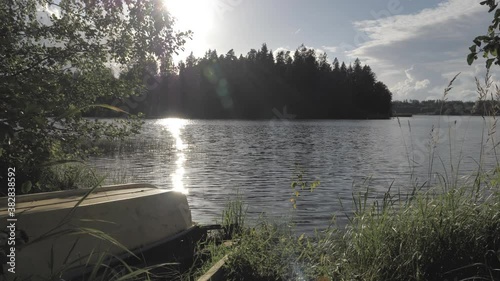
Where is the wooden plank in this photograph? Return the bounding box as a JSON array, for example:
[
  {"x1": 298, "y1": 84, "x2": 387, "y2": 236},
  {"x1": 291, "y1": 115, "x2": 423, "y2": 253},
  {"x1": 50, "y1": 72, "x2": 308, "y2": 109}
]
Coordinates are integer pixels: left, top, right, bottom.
[{"x1": 197, "y1": 255, "x2": 229, "y2": 281}]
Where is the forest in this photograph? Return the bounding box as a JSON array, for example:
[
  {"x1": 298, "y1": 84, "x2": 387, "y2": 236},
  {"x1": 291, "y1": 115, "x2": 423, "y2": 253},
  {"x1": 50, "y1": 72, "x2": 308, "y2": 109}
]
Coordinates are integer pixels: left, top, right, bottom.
[
  {"x1": 392, "y1": 100, "x2": 497, "y2": 116},
  {"x1": 93, "y1": 44, "x2": 393, "y2": 119}
]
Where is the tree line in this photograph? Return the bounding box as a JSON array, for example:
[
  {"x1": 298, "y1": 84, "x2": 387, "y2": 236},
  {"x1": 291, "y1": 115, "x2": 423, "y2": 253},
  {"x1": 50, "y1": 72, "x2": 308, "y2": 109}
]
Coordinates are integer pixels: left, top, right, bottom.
[
  {"x1": 393, "y1": 100, "x2": 499, "y2": 116},
  {"x1": 94, "y1": 44, "x2": 393, "y2": 119}
]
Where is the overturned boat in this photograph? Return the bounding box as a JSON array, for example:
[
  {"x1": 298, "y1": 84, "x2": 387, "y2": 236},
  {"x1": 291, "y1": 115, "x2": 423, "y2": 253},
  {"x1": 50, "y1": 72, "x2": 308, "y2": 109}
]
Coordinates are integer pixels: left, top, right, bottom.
[{"x1": 0, "y1": 183, "x2": 196, "y2": 281}]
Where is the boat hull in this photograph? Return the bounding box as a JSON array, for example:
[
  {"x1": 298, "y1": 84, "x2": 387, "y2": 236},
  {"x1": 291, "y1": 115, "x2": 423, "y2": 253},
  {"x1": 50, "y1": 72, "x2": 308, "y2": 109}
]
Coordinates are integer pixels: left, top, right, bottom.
[{"x1": 0, "y1": 184, "x2": 192, "y2": 281}]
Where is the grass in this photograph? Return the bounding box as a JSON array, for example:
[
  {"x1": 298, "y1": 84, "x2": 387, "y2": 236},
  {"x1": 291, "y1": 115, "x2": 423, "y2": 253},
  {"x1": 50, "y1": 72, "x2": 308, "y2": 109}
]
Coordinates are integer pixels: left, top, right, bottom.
[
  {"x1": 337, "y1": 186, "x2": 500, "y2": 280},
  {"x1": 182, "y1": 195, "x2": 247, "y2": 281},
  {"x1": 39, "y1": 163, "x2": 107, "y2": 191}
]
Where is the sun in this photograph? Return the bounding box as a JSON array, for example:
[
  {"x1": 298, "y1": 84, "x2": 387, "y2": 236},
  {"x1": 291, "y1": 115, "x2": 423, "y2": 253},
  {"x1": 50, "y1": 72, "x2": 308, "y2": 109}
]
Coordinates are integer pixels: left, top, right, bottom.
[{"x1": 163, "y1": 0, "x2": 214, "y2": 56}]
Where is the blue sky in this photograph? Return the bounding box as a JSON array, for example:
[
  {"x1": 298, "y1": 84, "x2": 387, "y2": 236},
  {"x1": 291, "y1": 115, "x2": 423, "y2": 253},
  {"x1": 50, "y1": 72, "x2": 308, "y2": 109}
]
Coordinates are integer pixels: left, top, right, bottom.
[{"x1": 166, "y1": 0, "x2": 497, "y2": 101}]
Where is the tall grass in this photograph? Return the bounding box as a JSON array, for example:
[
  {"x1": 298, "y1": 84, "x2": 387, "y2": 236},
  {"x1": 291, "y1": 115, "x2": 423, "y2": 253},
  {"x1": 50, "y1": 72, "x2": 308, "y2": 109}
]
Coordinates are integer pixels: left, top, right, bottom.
[
  {"x1": 204, "y1": 185, "x2": 499, "y2": 280},
  {"x1": 39, "y1": 163, "x2": 106, "y2": 191},
  {"x1": 182, "y1": 195, "x2": 247, "y2": 281}
]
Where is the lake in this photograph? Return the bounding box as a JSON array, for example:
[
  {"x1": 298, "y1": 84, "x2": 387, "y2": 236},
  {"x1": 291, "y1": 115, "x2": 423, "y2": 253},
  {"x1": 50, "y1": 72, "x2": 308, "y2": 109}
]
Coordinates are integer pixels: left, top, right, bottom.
[{"x1": 89, "y1": 116, "x2": 500, "y2": 233}]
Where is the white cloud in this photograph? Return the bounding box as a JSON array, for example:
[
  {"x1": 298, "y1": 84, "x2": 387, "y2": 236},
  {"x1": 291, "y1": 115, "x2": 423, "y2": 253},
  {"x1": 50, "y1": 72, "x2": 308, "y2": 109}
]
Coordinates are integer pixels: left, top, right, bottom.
[
  {"x1": 322, "y1": 46, "x2": 338, "y2": 53},
  {"x1": 391, "y1": 65, "x2": 431, "y2": 98},
  {"x1": 347, "y1": 0, "x2": 494, "y2": 101},
  {"x1": 415, "y1": 79, "x2": 430, "y2": 90},
  {"x1": 294, "y1": 28, "x2": 301, "y2": 34},
  {"x1": 273, "y1": 45, "x2": 329, "y2": 62},
  {"x1": 273, "y1": 47, "x2": 293, "y2": 58}
]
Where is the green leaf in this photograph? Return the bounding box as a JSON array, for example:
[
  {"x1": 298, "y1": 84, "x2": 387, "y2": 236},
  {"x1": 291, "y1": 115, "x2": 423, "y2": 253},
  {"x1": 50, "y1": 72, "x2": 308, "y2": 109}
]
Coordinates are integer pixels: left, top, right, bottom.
[
  {"x1": 467, "y1": 53, "x2": 476, "y2": 65},
  {"x1": 476, "y1": 35, "x2": 492, "y2": 42},
  {"x1": 21, "y1": 181, "x2": 32, "y2": 194},
  {"x1": 469, "y1": 45, "x2": 477, "y2": 53},
  {"x1": 489, "y1": 3, "x2": 498, "y2": 12},
  {"x1": 486, "y1": 58, "x2": 495, "y2": 69}
]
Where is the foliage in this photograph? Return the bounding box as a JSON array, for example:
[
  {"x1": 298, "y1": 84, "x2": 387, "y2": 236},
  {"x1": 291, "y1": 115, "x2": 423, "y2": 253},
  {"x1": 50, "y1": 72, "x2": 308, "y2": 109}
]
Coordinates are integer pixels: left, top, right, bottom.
[
  {"x1": 40, "y1": 163, "x2": 106, "y2": 191},
  {"x1": 392, "y1": 100, "x2": 477, "y2": 115},
  {"x1": 290, "y1": 169, "x2": 320, "y2": 209},
  {"x1": 467, "y1": 0, "x2": 500, "y2": 69},
  {"x1": 337, "y1": 187, "x2": 500, "y2": 280},
  {"x1": 221, "y1": 195, "x2": 246, "y2": 238},
  {"x1": 0, "y1": 0, "x2": 190, "y2": 194},
  {"x1": 183, "y1": 198, "x2": 246, "y2": 281}
]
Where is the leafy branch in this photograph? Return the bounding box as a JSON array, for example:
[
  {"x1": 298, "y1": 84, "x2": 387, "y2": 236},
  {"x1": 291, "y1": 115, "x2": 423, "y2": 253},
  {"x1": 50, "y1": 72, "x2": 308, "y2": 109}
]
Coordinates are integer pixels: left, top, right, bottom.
[{"x1": 468, "y1": 1, "x2": 500, "y2": 69}]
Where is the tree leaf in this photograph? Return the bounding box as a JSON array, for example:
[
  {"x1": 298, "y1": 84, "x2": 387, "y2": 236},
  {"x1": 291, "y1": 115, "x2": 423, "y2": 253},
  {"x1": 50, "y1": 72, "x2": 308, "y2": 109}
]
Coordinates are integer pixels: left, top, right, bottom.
[
  {"x1": 477, "y1": 35, "x2": 492, "y2": 42},
  {"x1": 489, "y1": 3, "x2": 498, "y2": 12},
  {"x1": 486, "y1": 58, "x2": 495, "y2": 69},
  {"x1": 467, "y1": 53, "x2": 476, "y2": 65},
  {"x1": 469, "y1": 45, "x2": 477, "y2": 53},
  {"x1": 491, "y1": 46, "x2": 499, "y2": 57}
]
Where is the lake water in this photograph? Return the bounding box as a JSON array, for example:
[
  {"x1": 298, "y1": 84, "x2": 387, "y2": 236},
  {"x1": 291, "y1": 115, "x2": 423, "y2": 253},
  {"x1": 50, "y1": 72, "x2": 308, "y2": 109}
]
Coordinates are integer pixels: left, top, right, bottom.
[{"x1": 89, "y1": 116, "x2": 500, "y2": 233}]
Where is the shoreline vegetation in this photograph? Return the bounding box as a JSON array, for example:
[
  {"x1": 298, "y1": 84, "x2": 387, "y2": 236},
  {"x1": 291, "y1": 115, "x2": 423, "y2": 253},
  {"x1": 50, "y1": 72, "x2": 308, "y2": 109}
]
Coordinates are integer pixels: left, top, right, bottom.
[
  {"x1": 188, "y1": 173, "x2": 500, "y2": 281},
  {"x1": 393, "y1": 99, "x2": 500, "y2": 116}
]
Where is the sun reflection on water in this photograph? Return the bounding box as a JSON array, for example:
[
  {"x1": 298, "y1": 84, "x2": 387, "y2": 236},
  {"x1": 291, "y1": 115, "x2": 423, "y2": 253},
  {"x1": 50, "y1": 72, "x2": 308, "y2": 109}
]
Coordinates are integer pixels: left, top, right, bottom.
[{"x1": 156, "y1": 118, "x2": 189, "y2": 195}]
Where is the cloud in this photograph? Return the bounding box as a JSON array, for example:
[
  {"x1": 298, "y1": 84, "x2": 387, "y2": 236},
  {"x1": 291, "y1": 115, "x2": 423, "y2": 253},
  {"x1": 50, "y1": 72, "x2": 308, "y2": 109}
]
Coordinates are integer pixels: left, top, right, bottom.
[
  {"x1": 294, "y1": 28, "x2": 301, "y2": 34},
  {"x1": 273, "y1": 45, "x2": 328, "y2": 62},
  {"x1": 273, "y1": 47, "x2": 293, "y2": 58},
  {"x1": 391, "y1": 65, "x2": 430, "y2": 98},
  {"x1": 347, "y1": 0, "x2": 494, "y2": 101},
  {"x1": 322, "y1": 46, "x2": 338, "y2": 53}
]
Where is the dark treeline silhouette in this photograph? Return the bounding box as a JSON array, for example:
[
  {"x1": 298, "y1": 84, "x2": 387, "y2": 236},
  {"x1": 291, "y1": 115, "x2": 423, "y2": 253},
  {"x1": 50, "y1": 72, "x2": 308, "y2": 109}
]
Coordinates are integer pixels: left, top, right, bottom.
[
  {"x1": 92, "y1": 44, "x2": 393, "y2": 119},
  {"x1": 392, "y1": 100, "x2": 496, "y2": 116}
]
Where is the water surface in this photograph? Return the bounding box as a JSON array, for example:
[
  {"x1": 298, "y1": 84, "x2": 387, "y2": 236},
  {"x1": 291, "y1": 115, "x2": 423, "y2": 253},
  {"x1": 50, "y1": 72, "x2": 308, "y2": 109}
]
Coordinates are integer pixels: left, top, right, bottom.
[{"x1": 89, "y1": 116, "x2": 500, "y2": 233}]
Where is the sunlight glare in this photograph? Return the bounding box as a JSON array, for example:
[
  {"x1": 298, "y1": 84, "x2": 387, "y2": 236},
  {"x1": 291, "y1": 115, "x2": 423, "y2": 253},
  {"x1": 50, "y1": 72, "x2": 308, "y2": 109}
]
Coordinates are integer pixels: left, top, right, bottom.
[
  {"x1": 157, "y1": 118, "x2": 189, "y2": 195},
  {"x1": 163, "y1": 0, "x2": 215, "y2": 56}
]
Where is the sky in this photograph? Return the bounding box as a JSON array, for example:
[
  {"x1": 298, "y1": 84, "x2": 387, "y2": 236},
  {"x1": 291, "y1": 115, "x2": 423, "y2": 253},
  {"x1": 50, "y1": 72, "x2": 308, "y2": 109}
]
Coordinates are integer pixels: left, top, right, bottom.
[{"x1": 164, "y1": 0, "x2": 499, "y2": 102}]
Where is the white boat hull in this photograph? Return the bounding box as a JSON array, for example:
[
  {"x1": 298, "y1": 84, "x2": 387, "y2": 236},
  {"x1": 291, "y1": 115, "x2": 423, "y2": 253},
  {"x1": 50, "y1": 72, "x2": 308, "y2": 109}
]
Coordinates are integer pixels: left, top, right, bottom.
[{"x1": 0, "y1": 184, "x2": 192, "y2": 281}]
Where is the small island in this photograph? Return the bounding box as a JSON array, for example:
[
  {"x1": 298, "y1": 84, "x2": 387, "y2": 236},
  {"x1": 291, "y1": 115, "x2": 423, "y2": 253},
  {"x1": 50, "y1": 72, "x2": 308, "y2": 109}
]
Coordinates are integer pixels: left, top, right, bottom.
[{"x1": 90, "y1": 45, "x2": 393, "y2": 120}]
